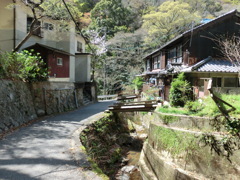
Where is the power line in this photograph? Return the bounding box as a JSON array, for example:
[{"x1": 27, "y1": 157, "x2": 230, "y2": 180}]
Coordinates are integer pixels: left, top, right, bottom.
[{"x1": 61, "y1": 0, "x2": 94, "y2": 52}]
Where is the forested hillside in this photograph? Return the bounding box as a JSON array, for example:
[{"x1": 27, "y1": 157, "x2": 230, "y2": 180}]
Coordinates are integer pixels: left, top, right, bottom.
[{"x1": 78, "y1": 0, "x2": 240, "y2": 95}]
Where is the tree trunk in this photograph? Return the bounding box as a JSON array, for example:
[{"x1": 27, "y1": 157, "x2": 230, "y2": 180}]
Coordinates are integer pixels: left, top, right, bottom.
[{"x1": 14, "y1": 19, "x2": 38, "y2": 52}]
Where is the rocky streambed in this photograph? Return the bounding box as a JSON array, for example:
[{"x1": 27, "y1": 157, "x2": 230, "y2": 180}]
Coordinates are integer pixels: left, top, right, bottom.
[{"x1": 79, "y1": 112, "x2": 147, "y2": 179}]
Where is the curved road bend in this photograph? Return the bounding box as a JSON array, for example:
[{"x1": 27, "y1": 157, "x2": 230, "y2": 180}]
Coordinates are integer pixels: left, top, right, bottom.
[{"x1": 0, "y1": 101, "x2": 114, "y2": 180}]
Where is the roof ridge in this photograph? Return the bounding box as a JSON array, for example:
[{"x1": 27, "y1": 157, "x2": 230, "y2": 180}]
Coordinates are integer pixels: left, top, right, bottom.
[{"x1": 192, "y1": 56, "x2": 212, "y2": 71}]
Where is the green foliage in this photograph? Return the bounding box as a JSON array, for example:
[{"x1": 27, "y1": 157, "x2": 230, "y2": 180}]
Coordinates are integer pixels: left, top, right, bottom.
[
  {"x1": 152, "y1": 126, "x2": 197, "y2": 156},
  {"x1": 142, "y1": 88, "x2": 160, "y2": 100},
  {"x1": 156, "y1": 106, "x2": 190, "y2": 115},
  {"x1": 185, "y1": 100, "x2": 204, "y2": 113},
  {"x1": 169, "y1": 73, "x2": 192, "y2": 107},
  {"x1": 132, "y1": 76, "x2": 144, "y2": 90},
  {"x1": 222, "y1": 0, "x2": 240, "y2": 4},
  {"x1": 158, "y1": 114, "x2": 180, "y2": 125},
  {"x1": 142, "y1": 1, "x2": 201, "y2": 48},
  {"x1": 181, "y1": 0, "x2": 222, "y2": 17},
  {"x1": 220, "y1": 94, "x2": 240, "y2": 116},
  {"x1": 0, "y1": 50, "x2": 48, "y2": 82},
  {"x1": 40, "y1": 0, "x2": 83, "y2": 20},
  {"x1": 195, "y1": 96, "x2": 220, "y2": 117},
  {"x1": 74, "y1": 0, "x2": 100, "y2": 12},
  {"x1": 95, "y1": 31, "x2": 145, "y2": 94},
  {"x1": 156, "y1": 94, "x2": 240, "y2": 118},
  {"x1": 80, "y1": 113, "x2": 130, "y2": 177},
  {"x1": 89, "y1": 0, "x2": 136, "y2": 38}
]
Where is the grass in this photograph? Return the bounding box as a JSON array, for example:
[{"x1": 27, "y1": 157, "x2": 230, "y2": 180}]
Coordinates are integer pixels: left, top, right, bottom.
[
  {"x1": 156, "y1": 94, "x2": 240, "y2": 118},
  {"x1": 156, "y1": 106, "x2": 190, "y2": 115},
  {"x1": 151, "y1": 125, "x2": 197, "y2": 156}
]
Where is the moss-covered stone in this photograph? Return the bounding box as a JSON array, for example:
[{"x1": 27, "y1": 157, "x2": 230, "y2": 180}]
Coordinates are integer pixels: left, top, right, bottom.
[
  {"x1": 158, "y1": 114, "x2": 180, "y2": 125},
  {"x1": 149, "y1": 124, "x2": 197, "y2": 156}
]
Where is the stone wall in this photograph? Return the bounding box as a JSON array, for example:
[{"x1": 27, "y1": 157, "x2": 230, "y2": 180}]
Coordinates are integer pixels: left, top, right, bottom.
[
  {"x1": 31, "y1": 82, "x2": 84, "y2": 116},
  {"x1": 0, "y1": 80, "x2": 37, "y2": 133},
  {"x1": 119, "y1": 112, "x2": 240, "y2": 180},
  {"x1": 0, "y1": 80, "x2": 96, "y2": 134}
]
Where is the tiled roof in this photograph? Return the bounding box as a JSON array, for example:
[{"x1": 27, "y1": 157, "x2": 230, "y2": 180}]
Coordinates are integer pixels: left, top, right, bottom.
[
  {"x1": 182, "y1": 57, "x2": 239, "y2": 73},
  {"x1": 146, "y1": 71, "x2": 160, "y2": 75}
]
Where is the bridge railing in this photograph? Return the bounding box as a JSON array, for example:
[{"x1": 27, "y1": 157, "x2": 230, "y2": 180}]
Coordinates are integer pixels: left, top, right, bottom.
[{"x1": 97, "y1": 94, "x2": 118, "y2": 101}]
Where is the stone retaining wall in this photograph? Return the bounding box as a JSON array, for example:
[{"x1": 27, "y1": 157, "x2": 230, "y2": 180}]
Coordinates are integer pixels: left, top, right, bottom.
[
  {"x1": 0, "y1": 80, "x2": 96, "y2": 134},
  {"x1": 119, "y1": 112, "x2": 240, "y2": 180},
  {"x1": 0, "y1": 80, "x2": 37, "y2": 133}
]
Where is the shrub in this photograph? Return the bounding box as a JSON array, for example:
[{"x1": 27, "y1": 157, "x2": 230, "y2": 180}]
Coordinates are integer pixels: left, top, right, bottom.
[
  {"x1": 0, "y1": 50, "x2": 48, "y2": 82},
  {"x1": 132, "y1": 76, "x2": 144, "y2": 90},
  {"x1": 169, "y1": 72, "x2": 192, "y2": 107},
  {"x1": 185, "y1": 100, "x2": 204, "y2": 113}
]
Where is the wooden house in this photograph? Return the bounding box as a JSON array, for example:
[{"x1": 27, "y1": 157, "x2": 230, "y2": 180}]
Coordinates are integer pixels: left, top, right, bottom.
[{"x1": 143, "y1": 10, "x2": 240, "y2": 100}]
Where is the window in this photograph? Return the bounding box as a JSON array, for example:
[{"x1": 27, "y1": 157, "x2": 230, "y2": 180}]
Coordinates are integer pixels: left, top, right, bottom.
[
  {"x1": 153, "y1": 57, "x2": 158, "y2": 69},
  {"x1": 57, "y1": 58, "x2": 63, "y2": 65},
  {"x1": 212, "y1": 77, "x2": 222, "y2": 87},
  {"x1": 146, "y1": 59, "x2": 151, "y2": 71},
  {"x1": 168, "y1": 45, "x2": 182, "y2": 63},
  {"x1": 44, "y1": 23, "x2": 54, "y2": 31},
  {"x1": 153, "y1": 55, "x2": 161, "y2": 69},
  {"x1": 176, "y1": 45, "x2": 182, "y2": 63},
  {"x1": 27, "y1": 17, "x2": 42, "y2": 37},
  {"x1": 77, "y1": 41, "x2": 82, "y2": 52},
  {"x1": 157, "y1": 55, "x2": 161, "y2": 68},
  {"x1": 224, "y1": 78, "x2": 239, "y2": 87}
]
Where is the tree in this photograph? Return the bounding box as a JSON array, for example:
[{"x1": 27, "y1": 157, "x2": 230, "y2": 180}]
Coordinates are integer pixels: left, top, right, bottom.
[
  {"x1": 89, "y1": 0, "x2": 136, "y2": 38},
  {"x1": 86, "y1": 30, "x2": 107, "y2": 82},
  {"x1": 13, "y1": 0, "x2": 83, "y2": 51},
  {"x1": 169, "y1": 73, "x2": 192, "y2": 107},
  {"x1": 181, "y1": 0, "x2": 222, "y2": 17},
  {"x1": 74, "y1": 0, "x2": 100, "y2": 12},
  {"x1": 142, "y1": 1, "x2": 201, "y2": 48},
  {"x1": 95, "y1": 30, "x2": 145, "y2": 94},
  {"x1": 214, "y1": 35, "x2": 240, "y2": 83}
]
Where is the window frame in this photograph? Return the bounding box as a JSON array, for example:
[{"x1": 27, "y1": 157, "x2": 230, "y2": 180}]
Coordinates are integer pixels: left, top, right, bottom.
[
  {"x1": 57, "y1": 57, "x2": 63, "y2": 66},
  {"x1": 77, "y1": 41, "x2": 83, "y2": 52},
  {"x1": 44, "y1": 22, "x2": 54, "y2": 31},
  {"x1": 27, "y1": 16, "x2": 42, "y2": 37},
  {"x1": 168, "y1": 44, "x2": 182, "y2": 63}
]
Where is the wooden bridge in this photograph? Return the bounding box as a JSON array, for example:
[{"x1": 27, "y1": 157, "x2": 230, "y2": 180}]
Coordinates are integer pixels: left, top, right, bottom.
[
  {"x1": 108, "y1": 99, "x2": 160, "y2": 112},
  {"x1": 108, "y1": 95, "x2": 160, "y2": 112}
]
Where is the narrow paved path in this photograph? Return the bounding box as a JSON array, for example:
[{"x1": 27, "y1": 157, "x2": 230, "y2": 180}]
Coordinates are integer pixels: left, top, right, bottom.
[{"x1": 0, "y1": 101, "x2": 114, "y2": 180}]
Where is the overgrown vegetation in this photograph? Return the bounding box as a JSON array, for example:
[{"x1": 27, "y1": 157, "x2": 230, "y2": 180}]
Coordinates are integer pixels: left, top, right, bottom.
[
  {"x1": 169, "y1": 73, "x2": 192, "y2": 107},
  {"x1": 156, "y1": 93, "x2": 240, "y2": 161},
  {"x1": 0, "y1": 50, "x2": 48, "y2": 82},
  {"x1": 151, "y1": 125, "x2": 197, "y2": 156},
  {"x1": 80, "y1": 113, "x2": 141, "y2": 178},
  {"x1": 80, "y1": 0, "x2": 240, "y2": 94},
  {"x1": 156, "y1": 94, "x2": 240, "y2": 118}
]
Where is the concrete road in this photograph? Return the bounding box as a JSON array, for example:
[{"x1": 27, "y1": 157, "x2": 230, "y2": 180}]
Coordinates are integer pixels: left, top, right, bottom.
[{"x1": 0, "y1": 101, "x2": 114, "y2": 180}]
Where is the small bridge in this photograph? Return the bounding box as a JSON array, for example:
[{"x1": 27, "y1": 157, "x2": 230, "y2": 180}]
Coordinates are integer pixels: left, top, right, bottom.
[
  {"x1": 97, "y1": 94, "x2": 118, "y2": 101},
  {"x1": 108, "y1": 95, "x2": 160, "y2": 112}
]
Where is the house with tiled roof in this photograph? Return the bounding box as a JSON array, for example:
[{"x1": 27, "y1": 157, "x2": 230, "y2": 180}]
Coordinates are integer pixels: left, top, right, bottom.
[{"x1": 142, "y1": 10, "x2": 240, "y2": 100}]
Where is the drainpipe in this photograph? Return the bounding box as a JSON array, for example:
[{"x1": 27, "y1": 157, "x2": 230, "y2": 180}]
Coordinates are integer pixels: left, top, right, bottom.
[{"x1": 13, "y1": 0, "x2": 16, "y2": 50}]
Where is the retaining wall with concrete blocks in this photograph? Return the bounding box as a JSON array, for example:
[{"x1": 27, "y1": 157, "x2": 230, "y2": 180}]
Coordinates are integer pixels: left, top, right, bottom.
[{"x1": 136, "y1": 112, "x2": 240, "y2": 180}]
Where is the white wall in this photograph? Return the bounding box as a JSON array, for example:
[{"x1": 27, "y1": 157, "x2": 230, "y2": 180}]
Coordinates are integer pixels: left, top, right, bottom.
[
  {"x1": 0, "y1": 0, "x2": 14, "y2": 51},
  {"x1": 75, "y1": 54, "x2": 91, "y2": 82},
  {"x1": 0, "y1": 0, "x2": 91, "y2": 83}
]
